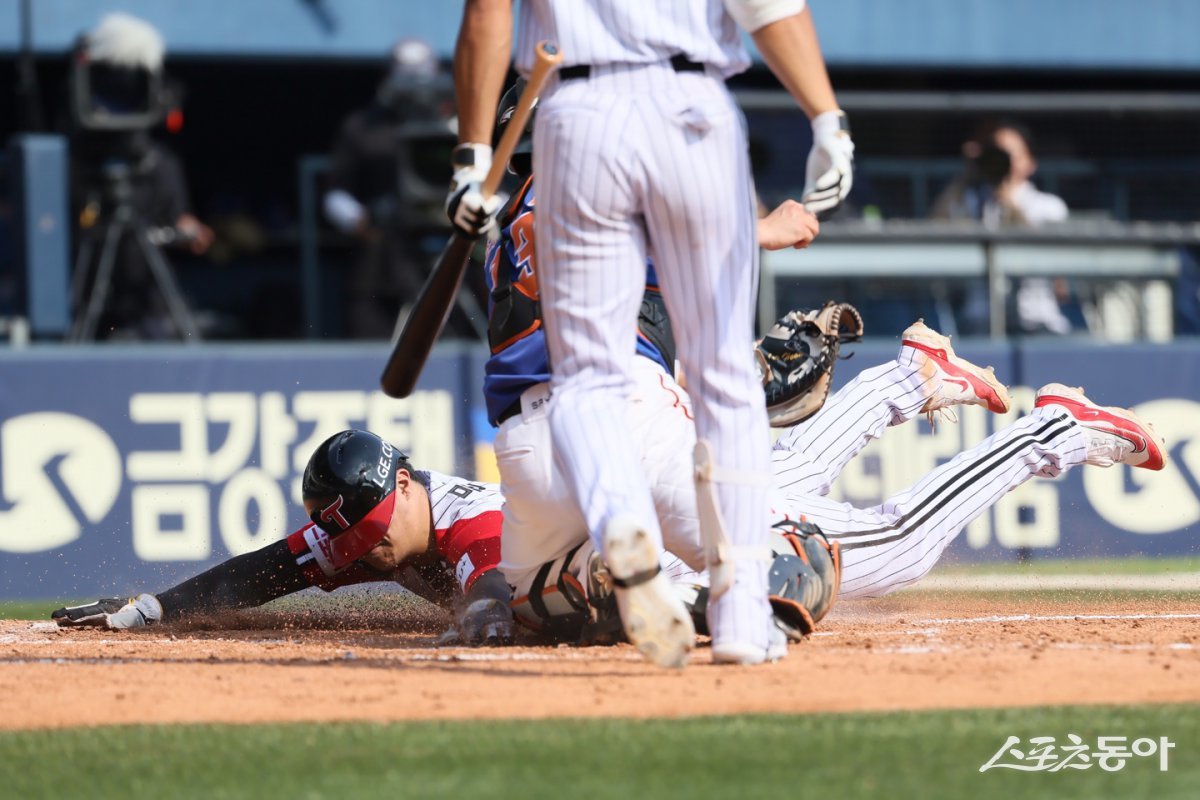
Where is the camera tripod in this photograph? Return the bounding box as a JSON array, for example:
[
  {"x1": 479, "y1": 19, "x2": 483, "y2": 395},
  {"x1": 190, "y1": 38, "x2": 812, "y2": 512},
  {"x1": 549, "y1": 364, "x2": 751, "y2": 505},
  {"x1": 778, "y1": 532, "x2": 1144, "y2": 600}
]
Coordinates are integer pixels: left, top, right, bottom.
[{"x1": 68, "y1": 162, "x2": 200, "y2": 342}]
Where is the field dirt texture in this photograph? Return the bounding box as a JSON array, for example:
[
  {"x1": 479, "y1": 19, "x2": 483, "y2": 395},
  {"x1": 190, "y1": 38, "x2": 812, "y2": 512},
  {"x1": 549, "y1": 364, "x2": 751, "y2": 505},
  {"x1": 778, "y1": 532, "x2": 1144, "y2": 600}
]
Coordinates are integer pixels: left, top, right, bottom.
[{"x1": 2, "y1": 593, "x2": 1197, "y2": 730}]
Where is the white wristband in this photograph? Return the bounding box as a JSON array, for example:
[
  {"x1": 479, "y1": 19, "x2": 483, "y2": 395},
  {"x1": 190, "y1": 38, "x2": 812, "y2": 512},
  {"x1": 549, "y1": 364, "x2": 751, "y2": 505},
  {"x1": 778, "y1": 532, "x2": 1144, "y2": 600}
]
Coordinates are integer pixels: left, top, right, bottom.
[{"x1": 811, "y1": 110, "x2": 847, "y2": 139}]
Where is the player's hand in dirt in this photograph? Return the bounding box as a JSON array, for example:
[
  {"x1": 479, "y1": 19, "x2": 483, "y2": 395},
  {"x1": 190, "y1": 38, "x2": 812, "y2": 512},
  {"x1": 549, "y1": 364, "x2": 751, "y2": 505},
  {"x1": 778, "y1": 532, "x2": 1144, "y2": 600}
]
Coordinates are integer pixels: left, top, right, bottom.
[
  {"x1": 51, "y1": 594, "x2": 163, "y2": 629},
  {"x1": 458, "y1": 599, "x2": 515, "y2": 646}
]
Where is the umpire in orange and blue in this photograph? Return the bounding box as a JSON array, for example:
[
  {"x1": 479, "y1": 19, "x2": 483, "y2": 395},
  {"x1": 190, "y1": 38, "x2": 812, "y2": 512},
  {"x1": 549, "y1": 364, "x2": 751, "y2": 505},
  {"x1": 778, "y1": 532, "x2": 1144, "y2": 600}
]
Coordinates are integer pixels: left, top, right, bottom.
[{"x1": 448, "y1": 0, "x2": 855, "y2": 667}]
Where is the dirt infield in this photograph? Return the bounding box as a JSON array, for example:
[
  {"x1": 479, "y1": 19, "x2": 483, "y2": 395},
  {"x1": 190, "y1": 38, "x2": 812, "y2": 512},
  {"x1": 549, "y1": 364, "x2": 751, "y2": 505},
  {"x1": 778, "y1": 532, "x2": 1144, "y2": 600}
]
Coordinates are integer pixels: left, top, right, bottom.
[{"x1": 2, "y1": 592, "x2": 1197, "y2": 731}]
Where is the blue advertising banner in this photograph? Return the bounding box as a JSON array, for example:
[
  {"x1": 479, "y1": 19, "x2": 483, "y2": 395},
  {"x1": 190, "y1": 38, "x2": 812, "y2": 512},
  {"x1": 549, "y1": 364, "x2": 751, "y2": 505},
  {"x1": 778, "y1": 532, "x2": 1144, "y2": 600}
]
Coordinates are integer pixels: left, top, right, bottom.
[
  {"x1": 0, "y1": 344, "x2": 467, "y2": 598},
  {"x1": 827, "y1": 341, "x2": 1200, "y2": 564},
  {"x1": 0, "y1": 340, "x2": 1197, "y2": 599}
]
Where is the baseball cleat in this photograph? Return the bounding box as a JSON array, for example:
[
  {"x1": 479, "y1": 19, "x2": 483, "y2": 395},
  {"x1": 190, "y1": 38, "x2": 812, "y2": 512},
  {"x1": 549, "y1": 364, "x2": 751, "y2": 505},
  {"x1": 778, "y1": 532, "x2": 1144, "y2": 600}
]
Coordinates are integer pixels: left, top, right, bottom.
[
  {"x1": 51, "y1": 593, "x2": 162, "y2": 629},
  {"x1": 1035, "y1": 384, "x2": 1167, "y2": 470},
  {"x1": 712, "y1": 623, "x2": 788, "y2": 666},
  {"x1": 900, "y1": 320, "x2": 1011, "y2": 422},
  {"x1": 603, "y1": 515, "x2": 695, "y2": 669}
]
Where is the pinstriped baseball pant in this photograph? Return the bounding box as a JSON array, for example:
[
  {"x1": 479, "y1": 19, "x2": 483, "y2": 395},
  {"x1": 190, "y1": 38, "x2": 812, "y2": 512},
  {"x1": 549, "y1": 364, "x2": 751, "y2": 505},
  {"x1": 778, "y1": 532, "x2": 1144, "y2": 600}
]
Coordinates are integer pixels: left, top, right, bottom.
[
  {"x1": 769, "y1": 357, "x2": 1090, "y2": 598},
  {"x1": 533, "y1": 61, "x2": 773, "y2": 649}
]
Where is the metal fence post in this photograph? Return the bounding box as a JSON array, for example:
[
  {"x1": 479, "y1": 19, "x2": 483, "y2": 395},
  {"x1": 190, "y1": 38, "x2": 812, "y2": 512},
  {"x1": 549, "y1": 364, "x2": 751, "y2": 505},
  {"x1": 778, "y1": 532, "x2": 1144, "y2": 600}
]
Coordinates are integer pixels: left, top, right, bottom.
[
  {"x1": 297, "y1": 155, "x2": 329, "y2": 340},
  {"x1": 986, "y1": 238, "x2": 1006, "y2": 340}
]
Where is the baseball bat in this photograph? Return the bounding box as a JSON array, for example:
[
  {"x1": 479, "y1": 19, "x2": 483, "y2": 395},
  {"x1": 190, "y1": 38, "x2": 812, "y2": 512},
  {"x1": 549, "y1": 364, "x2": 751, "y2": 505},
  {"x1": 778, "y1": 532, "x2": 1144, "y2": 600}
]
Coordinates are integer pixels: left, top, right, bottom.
[{"x1": 380, "y1": 41, "x2": 564, "y2": 398}]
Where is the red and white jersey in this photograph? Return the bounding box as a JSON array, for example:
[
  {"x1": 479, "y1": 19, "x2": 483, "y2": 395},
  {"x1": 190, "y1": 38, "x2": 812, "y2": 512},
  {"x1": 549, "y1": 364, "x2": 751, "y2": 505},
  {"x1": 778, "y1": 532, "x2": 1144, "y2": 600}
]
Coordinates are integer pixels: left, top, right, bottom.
[
  {"x1": 425, "y1": 470, "x2": 504, "y2": 592},
  {"x1": 515, "y1": 0, "x2": 753, "y2": 78},
  {"x1": 286, "y1": 470, "x2": 504, "y2": 600}
]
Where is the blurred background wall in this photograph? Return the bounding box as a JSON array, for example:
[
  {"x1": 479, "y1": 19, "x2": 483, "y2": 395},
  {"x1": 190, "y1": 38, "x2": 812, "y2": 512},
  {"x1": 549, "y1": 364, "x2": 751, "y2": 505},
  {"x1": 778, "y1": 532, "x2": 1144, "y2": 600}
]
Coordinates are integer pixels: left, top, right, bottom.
[
  {"x1": 0, "y1": 1, "x2": 1197, "y2": 590},
  {"x1": 2, "y1": 0, "x2": 1198, "y2": 341}
]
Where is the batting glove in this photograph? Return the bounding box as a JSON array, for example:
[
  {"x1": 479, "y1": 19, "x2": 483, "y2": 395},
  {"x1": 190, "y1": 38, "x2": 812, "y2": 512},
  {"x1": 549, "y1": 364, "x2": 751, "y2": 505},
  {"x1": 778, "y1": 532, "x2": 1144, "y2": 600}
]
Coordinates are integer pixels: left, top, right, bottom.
[
  {"x1": 458, "y1": 598, "x2": 515, "y2": 646},
  {"x1": 445, "y1": 143, "x2": 505, "y2": 238},
  {"x1": 51, "y1": 593, "x2": 162, "y2": 629},
  {"x1": 802, "y1": 110, "x2": 855, "y2": 220}
]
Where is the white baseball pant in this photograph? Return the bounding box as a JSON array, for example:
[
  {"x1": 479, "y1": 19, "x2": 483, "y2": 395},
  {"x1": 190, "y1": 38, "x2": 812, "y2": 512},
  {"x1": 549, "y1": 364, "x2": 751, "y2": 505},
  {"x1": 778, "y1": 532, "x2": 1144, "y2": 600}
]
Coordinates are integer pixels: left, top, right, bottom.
[
  {"x1": 497, "y1": 357, "x2": 704, "y2": 613},
  {"x1": 768, "y1": 355, "x2": 1089, "y2": 598},
  {"x1": 534, "y1": 62, "x2": 773, "y2": 652}
]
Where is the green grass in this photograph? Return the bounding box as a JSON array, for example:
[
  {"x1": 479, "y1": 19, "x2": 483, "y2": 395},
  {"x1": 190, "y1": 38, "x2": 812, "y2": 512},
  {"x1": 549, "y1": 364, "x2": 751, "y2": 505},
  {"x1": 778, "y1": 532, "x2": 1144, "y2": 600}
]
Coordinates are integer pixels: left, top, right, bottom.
[
  {"x1": 0, "y1": 600, "x2": 82, "y2": 620},
  {"x1": 0, "y1": 705, "x2": 1194, "y2": 799},
  {"x1": 933, "y1": 556, "x2": 1200, "y2": 576},
  {"x1": 899, "y1": 589, "x2": 1200, "y2": 605}
]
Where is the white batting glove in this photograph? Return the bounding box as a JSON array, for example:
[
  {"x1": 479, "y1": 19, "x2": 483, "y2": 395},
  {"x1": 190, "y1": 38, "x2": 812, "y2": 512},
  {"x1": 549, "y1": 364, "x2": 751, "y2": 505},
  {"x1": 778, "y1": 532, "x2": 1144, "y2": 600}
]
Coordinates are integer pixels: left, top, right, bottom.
[
  {"x1": 445, "y1": 143, "x2": 505, "y2": 238},
  {"x1": 802, "y1": 110, "x2": 855, "y2": 220},
  {"x1": 51, "y1": 593, "x2": 162, "y2": 629}
]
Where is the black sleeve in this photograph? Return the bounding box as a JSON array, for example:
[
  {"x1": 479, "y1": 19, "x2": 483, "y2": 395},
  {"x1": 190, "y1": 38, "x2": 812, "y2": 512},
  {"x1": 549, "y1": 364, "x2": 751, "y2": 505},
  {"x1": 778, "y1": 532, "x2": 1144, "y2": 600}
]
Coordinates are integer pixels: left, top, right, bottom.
[
  {"x1": 463, "y1": 568, "x2": 512, "y2": 608},
  {"x1": 156, "y1": 539, "x2": 311, "y2": 621}
]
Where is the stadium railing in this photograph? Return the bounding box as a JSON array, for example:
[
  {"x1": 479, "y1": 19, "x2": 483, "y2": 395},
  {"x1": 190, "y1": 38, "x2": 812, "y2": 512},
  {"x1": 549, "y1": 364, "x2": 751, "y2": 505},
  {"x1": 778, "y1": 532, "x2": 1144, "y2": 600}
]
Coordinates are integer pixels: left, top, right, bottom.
[{"x1": 760, "y1": 220, "x2": 1200, "y2": 341}]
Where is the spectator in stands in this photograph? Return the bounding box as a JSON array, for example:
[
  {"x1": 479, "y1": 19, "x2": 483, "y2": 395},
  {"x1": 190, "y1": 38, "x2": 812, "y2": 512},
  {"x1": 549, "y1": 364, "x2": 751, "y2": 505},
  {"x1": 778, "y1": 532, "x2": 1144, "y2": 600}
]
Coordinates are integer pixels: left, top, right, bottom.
[
  {"x1": 323, "y1": 39, "x2": 456, "y2": 339},
  {"x1": 934, "y1": 119, "x2": 1073, "y2": 335}
]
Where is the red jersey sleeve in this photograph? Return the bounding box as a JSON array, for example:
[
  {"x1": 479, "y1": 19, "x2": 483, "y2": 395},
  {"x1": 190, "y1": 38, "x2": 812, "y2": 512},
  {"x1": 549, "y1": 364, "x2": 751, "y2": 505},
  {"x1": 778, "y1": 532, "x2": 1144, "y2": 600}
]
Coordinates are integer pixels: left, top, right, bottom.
[{"x1": 437, "y1": 510, "x2": 503, "y2": 592}]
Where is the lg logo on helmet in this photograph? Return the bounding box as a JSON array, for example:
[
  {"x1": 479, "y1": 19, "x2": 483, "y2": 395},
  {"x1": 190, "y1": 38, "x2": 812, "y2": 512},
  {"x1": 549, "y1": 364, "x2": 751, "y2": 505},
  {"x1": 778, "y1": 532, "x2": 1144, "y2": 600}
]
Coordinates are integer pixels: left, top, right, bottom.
[
  {"x1": 378, "y1": 441, "x2": 394, "y2": 481},
  {"x1": 0, "y1": 413, "x2": 122, "y2": 553},
  {"x1": 319, "y1": 495, "x2": 350, "y2": 531}
]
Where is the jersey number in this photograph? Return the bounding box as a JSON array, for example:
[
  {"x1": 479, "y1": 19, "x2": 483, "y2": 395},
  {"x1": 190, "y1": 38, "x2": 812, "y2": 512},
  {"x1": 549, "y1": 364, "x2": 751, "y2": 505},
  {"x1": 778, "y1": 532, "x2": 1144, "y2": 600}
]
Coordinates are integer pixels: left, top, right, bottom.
[{"x1": 448, "y1": 482, "x2": 487, "y2": 499}]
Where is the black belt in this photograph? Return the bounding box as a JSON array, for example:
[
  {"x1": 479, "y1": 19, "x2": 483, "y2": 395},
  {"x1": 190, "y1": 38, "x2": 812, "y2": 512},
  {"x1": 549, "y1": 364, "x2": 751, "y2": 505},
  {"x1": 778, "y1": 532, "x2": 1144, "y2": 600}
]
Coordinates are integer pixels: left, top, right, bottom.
[
  {"x1": 495, "y1": 398, "x2": 523, "y2": 426},
  {"x1": 559, "y1": 54, "x2": 706, "y2": 82}
]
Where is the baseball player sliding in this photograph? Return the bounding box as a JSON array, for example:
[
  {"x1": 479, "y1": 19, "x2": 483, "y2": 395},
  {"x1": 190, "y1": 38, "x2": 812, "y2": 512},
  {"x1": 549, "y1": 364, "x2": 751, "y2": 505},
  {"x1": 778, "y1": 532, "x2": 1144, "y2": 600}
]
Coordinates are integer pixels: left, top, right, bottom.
[
  {"x1": 54, "y1": 430, "x2": 517, "y2": 644},
  {"x1": 51, "y1": 324, "x2": 1167, "y2": 639},
  {"x1": 56, "y1": 118, "x2": 1168, "y2": 647},
  {"x1": 450, "y1": 0, "x2": 855, "y2": 669}
]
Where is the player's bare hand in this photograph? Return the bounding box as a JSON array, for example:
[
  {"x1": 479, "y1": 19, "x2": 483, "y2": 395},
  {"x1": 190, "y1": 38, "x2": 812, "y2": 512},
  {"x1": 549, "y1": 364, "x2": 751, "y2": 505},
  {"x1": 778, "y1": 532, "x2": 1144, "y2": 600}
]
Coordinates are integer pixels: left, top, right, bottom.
[
  {"x1": 758, "y1": 200, "x2": 820, "y2": 250},
  {"x1": 802, "y1": 110, "x2": 855, "y2": 221}
]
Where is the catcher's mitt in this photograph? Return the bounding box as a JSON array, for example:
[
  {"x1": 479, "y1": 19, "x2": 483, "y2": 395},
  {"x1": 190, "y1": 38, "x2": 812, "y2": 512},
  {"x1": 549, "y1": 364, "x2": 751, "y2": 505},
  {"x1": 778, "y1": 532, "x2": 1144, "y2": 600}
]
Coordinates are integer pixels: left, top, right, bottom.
[{"x1": 754, "y1": 301, "x2": 863, "y2": 427}]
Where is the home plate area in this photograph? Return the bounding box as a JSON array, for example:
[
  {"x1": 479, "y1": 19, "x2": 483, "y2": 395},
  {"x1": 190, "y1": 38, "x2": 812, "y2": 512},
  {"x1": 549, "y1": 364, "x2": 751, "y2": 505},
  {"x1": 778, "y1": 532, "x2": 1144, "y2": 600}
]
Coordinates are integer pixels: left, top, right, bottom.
[{"x1": 1, "y1": 590, "x2": 1196, "y2": 730}]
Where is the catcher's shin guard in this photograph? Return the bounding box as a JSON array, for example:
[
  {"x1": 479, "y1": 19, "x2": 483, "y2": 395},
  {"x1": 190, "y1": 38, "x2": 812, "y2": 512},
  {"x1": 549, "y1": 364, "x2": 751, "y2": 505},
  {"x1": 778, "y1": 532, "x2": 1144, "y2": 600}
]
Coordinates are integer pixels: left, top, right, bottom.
[
  {"x1": 767, "y1": 520, "x2": 842, "y2": 640},
  {"x1": 693, "y1": 439, "x2": 772, "y2": 600},
  {"x1": 509, "y1": 543, "x2": 592, "y2": 642}
]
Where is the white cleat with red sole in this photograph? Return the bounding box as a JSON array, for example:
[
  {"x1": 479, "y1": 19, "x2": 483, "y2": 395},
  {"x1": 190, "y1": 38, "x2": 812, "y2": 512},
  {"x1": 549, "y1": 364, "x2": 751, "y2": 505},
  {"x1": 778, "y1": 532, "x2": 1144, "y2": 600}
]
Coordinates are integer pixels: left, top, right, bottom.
[
  {"x1": 1034, "y1": 384, "x2": 1167, "y2": 471},
  {"x1": 900, "y1": 320, "x2": 1012, "y2": 423}
]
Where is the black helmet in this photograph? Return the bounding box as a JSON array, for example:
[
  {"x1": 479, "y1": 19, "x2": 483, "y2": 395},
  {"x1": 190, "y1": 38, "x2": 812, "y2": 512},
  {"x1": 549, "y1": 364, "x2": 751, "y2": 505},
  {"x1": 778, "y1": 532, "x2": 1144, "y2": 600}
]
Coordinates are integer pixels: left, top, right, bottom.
[
  {"x1": 495, "y1": 79, "x2": 534, "y2": 176},
  {"x1": 301, "y1": 430, "x2": 411, "y2": 570}
]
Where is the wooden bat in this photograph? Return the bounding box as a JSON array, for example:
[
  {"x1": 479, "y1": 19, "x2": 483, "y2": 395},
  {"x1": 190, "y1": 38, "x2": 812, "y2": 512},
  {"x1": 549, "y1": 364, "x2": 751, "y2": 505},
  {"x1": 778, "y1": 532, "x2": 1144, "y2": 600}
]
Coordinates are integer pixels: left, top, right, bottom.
[{"x1": 380, "y1": 41, "x2": 564, "y2": 398}]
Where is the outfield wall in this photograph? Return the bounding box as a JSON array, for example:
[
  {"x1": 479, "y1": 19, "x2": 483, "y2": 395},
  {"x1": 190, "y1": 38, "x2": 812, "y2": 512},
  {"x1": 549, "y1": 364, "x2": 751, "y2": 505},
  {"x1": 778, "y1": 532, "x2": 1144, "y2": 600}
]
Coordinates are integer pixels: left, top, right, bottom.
[{"x1": 0, "y1": 341, "x2": 1195, "y2": 597}]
